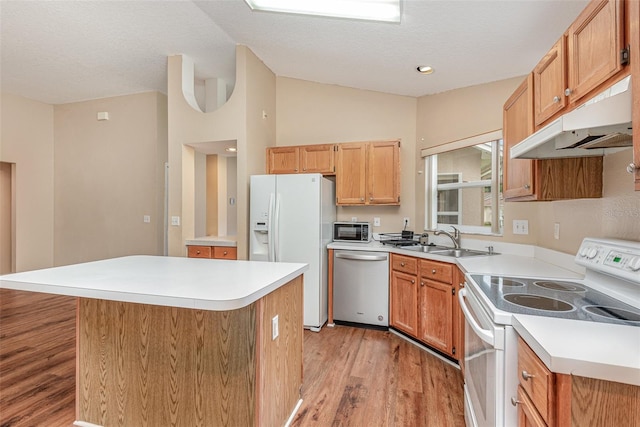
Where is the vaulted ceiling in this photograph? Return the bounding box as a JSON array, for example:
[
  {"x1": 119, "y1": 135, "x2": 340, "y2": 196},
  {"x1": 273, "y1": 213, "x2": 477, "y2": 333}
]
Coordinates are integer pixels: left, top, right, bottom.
[{"x1": 1, "y1": 0, "x2": 588, "y2": 105}]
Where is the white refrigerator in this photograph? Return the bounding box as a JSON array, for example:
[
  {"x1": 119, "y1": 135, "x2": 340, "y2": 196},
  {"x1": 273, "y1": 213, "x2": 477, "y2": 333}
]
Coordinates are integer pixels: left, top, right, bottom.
[{"x1": 250, "y1": 173, "x2": 336, "y2": 331}]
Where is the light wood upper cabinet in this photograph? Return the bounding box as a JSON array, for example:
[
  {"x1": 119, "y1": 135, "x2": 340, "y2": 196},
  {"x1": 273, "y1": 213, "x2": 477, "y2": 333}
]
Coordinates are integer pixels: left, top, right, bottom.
[
  {"x1": 503, "y1": 75, "x2": 536, "y2": 200},
  {"x1": 266, "y1": 144, "x2": 335, "y2": 175},
  {"x1": 566, "y1": 0, "x2": 625, "y2": 105},
  {"x1": 336, "y1": 140, "x2": 400, "y2": 206},
  {"x1": 630, "y1": 0, "x2": 640, "y2": 190},
  {"x1": 267, "y1": 146, "x2": 300, "y2": 174},
  {"x1": 534, "y1": 37, "x2": 567, "y2": 126}
]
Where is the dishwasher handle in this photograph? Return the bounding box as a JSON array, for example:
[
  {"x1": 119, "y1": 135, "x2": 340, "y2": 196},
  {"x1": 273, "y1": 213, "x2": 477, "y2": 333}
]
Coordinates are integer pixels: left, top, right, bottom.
[
  {"x1": 458, "y1": 287, "x2": 495, "y2": 346},
  {"x1": 335, "y1": 252, "x2": 388, "y2": 262}
]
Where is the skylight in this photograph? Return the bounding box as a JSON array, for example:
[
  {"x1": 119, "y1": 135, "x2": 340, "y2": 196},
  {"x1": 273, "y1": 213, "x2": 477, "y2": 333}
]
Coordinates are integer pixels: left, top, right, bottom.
[{"x1": 244, "y1": 0, "x2": 401, "y2": 23}]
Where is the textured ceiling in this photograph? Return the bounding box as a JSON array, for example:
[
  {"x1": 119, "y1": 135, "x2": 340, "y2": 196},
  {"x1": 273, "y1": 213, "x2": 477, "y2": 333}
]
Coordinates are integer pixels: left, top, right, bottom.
[{"x1": 1, "y1": 0, "x2": 589, "y2": 105}]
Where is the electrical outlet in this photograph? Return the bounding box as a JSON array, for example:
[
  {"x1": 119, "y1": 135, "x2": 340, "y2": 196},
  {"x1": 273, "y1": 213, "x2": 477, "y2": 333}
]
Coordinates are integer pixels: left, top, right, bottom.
[
  {"x1": 373, "y1": 217, "x2": 381, "y2": 227},
  {"x1": 351, "y1": 217, "x2": 358, "y2": 222},
  {"x1": 143, "y1": 215, "x2": 151, "y2": 223},
  {"x1": 554, "y1": 223, "x2": 560, "y2": 240},
  {"x1": 403, "y1": 217, "x2": 410, "y2": 227},
  {"x1": 513, "y1": 220, "x2": 529, "y2": 235},
  {"x1": 272, "y1": 315, "x2": 279, "y2": 340},
  {"x1": 171, "y1": 216, "x2": 180, "y2": 226}
]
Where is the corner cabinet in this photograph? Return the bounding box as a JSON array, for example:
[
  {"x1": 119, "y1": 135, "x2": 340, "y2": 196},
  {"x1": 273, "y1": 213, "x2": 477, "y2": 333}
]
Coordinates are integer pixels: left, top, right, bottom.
[
  {"x1": 389, "y1": 254, "x2": 462, "y2": 361},
  {"x1": 503, "y1": 75, "x2": 604, "y2": 201},
  {"x1": 266, "y1": 144, "x2": 335, "y2": 175},
  {"x1": 336, "y1": 140, "x2": 400, "y2": 206}
]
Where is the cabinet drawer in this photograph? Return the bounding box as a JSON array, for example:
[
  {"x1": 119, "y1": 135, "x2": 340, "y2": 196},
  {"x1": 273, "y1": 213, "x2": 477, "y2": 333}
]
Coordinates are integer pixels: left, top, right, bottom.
[
  {"x1": 213, "y1": 246, "x2": 237, "y2": 260},
  {"x1": 187, "y1": 246, "x2": 212, "y2": 258},
  {"x1": 391, "y1": 254, "x2": 418, "y2": 275},
  {"x1": 419, "y1": 260, "x2": 453, "y2": 284},
  {"x1": 518, "y1": 338, "x2": 554, "y2": 425}
]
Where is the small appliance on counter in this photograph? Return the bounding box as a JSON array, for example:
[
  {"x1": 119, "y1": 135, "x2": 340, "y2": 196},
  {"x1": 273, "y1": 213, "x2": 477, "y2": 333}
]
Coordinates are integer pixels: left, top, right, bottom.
[{"x1": 333, "y1": 221, "x2": 371, "y2": 242}]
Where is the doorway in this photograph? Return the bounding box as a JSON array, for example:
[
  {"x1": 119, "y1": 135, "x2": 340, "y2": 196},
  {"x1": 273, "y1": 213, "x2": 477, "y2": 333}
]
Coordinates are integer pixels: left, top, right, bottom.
[{"x1": 0, "y1": 162, "x2": 15, "y2": 274}]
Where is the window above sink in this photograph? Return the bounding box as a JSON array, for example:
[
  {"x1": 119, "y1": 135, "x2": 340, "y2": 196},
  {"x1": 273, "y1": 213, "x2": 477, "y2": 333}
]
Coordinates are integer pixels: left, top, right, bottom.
[{"x1": 422, "y1": 130, "x2": 504, "y2": 236}]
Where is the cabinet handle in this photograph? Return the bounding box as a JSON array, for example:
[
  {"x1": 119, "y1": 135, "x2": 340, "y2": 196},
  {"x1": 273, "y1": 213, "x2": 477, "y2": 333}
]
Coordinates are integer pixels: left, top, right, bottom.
[
  {"x1": 370, "y1": 197, "x2": 373, "y2": 201},
  {"x1": 432, "y1": 269, "x2": 436, "y2": 274},
  {"x1": 294, "y1": 168, "x2": 298, "y2": 172},
  {"x1": 420, "y1": 281, "x2": 425, "y2": 287},
  {"x1": 196, "y1": 250, "x2": 201, "y2": 255},
  {"x1": 400, "y1": 262, "x2": 406, "y2": 267},
  {"x1": 524, "y1": 184, "x2": 530, "y2": 190},
  {"x1": 360, "y1": 197, "x2": 365, "y2": 201},
  {"x1": 411, "y1": 279, "x2": 415, "y2": 284},
  {"x1": 553, "y1": 95, "x2": 560, "y2": 103},
  {"x1": 564, "y1": 88, "x2": 572, "y2": 97},
  {"x1": 223, "y1": 251, "x2": 228, "y2": 255},
  {"x1": 511, "y1": 397, "x2": 521, "y2": 406},
  {"x1": 521, "y1": 370, "x2": 535, "y2": 381},
  {"x1": 627, "y1": 163, "x2": 639, "y2": 174}
]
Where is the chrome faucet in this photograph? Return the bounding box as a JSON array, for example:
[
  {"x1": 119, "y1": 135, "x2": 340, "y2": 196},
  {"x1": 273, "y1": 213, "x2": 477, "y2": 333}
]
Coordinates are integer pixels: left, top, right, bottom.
[{"x1": 432, "y1": 226, "x2": 461, "y2": 249}]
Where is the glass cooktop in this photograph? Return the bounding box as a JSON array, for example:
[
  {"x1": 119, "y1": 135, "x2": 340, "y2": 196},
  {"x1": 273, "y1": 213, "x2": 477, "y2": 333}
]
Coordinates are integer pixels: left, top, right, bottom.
[{"x1": 470, "y1": 274, "x2": 640, "y2": 326}]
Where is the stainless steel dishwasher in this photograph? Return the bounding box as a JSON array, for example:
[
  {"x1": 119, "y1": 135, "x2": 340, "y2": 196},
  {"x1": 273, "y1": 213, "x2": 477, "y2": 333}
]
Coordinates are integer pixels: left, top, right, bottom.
[{"x1": 333, "y1": 250, "x2": 389, "y2": 327}]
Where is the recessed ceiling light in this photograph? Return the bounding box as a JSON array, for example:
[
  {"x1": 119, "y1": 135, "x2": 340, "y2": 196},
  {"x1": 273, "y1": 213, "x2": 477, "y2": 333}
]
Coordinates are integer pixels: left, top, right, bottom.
[
  {"x1": 225, "y1": 147, "x2": 237, "y2": 152},
  {"x1": 243, "y1": 0, "x2": 401, "y2": 23},
  {"x1": 416, "y1": 66, "x2": 434, "y2": 75}
]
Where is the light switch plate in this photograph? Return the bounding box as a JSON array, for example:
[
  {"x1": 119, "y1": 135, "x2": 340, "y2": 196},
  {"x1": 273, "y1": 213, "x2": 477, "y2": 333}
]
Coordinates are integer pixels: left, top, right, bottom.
[{"x1": 513, "y1": 220, "x2": 529, "y2": 235}]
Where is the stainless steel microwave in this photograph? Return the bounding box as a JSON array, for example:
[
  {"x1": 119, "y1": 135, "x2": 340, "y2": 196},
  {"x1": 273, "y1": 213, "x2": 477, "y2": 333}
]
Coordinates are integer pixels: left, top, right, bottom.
[{"x1": 333, "y1": 222, "x2": 371, "y2": 242}]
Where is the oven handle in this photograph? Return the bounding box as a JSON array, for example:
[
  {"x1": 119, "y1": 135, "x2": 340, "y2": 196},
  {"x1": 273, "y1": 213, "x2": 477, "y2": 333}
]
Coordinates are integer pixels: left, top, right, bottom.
[{"x1": 458, "y1": 287, "x2": 495, "y2": 346}]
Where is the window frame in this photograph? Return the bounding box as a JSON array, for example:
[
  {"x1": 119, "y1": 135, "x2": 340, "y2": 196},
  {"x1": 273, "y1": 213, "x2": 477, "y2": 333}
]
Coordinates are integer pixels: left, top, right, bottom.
[{"x1": 423, "y1": 130, "x2": 503, "y2": 236}]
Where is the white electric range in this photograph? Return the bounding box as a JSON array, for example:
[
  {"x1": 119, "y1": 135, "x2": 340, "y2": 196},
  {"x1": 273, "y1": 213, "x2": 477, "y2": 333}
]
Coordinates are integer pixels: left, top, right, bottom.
[{"x1": 459, "y1": 237, "x2": 640, "y2": 427}]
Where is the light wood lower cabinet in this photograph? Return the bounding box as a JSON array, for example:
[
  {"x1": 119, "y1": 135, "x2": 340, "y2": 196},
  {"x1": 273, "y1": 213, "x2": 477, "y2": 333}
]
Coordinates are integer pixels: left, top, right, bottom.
[
  {"x1": 187, "y1": 245, "x2": 237, "y2": 260},
  {"x1": 516, "y1": 337, "x2": 640, "y2": 427},
  {"x1": 390, "y1": 254, "x2": 462, "y2": 361}
]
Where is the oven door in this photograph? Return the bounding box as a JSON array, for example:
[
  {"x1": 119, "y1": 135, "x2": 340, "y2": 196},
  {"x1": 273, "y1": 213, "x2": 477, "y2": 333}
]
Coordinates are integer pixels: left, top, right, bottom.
[{"x1": 458, "y1": 287, "x2": 504, "y2": 427}]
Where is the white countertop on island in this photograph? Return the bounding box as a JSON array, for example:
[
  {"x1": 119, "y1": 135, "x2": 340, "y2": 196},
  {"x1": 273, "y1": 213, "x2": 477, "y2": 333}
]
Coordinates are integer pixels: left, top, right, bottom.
[{"x1": 0, "y1": 255, "x2": 308, "y2": 311}]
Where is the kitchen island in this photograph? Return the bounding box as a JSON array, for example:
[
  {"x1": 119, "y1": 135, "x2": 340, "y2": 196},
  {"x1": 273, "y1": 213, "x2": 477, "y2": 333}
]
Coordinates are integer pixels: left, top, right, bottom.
[{"x1": 0, "y1": 256, "x2": 308, "y2": 427}]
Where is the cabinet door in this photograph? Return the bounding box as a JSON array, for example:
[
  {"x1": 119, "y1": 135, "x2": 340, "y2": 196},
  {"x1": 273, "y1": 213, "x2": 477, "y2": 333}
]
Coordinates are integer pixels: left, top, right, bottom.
[
  {"x1": 267, "y1": 146, "x2": 299, "y2": 174},
  {"x1": 418, "y1": 279, "x2": 453, "y2": 355},
  {"x1": 213, "y1": 246, "x2": 237, "y2": 260},
  {"x1": 566, "y1": 0, "x2": 624, "y2": 104},
  {"x1": 390, "y1": 271, "x2": 418, "y2": 336},
  {"x1": 517, "y1": 386, "x2": 547, "y2": 427},
  {"x1": 367, "y1": 141, "x2": 400, "y2": 205},
  {"x1": 503, "y1": 75, "x2": 536, "y2": 200},
  {"x1": 187, "y1": 246, "x2": 212, "y2": 258},
  {"x1": 533, "y1": 36, "x2": 567, "y2": 126},
  {"x1": 336, "y1": 143, "x2": 367, "y2": 205},
  {"x1": 300, "y1": 144, "x2": 335, "y2": 175},
  {"x1": 630, "y1": 0, "x2": 640, "y2": 191}
]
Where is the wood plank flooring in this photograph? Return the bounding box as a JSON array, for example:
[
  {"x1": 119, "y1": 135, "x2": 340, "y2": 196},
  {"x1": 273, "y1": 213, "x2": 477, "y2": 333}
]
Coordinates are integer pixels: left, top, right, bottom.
[
  {"x1": 0, "y1": 289, "x2": 464, "y2": 426},
  {"x1": 292, "y1": 326, "x2": 465, "y2": 427},
  {"x1": 0, "y1": 289, "x2": 76, "y2": 427}
]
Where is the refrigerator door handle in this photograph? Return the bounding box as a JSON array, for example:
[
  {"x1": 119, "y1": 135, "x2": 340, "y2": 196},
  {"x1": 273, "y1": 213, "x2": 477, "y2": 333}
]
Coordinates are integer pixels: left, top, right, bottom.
[
  {"x1": 268, "y1": 193, "x2": 275, "y2": 262},
  {"x1": 274, "y1": 193, "x2": 281, "y2": 262}
]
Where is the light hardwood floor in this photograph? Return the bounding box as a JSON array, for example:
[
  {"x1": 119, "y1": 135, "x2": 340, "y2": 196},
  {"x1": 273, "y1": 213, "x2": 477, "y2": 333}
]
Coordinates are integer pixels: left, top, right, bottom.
[{"x1": 0, "y1": 289, "x2": 464, "y2": 426}]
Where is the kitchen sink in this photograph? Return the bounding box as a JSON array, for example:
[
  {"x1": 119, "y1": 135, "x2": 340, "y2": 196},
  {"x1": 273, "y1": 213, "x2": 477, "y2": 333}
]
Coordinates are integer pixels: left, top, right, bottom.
[{"x1": 404, "y1": 245, "x2": 496, "y2": 258}]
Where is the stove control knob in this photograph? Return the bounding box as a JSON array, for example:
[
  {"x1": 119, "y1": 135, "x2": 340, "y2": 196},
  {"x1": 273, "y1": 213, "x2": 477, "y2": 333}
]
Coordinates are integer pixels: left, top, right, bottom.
[
  {"x1": 579, "y1": 246, "x2": 589, "y2": 257},
  {"x1": 586, "y1": 247, "x2": 599, "y2": 259},
  {"x1": 629, "y1": 256, "x2": 640, "y2": 272}
]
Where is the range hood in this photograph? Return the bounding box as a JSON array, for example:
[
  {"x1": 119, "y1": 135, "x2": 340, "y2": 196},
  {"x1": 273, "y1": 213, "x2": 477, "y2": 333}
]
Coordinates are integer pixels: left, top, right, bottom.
[{"x1": 510, "y1": 76, "x2": 632, "y2": 159}]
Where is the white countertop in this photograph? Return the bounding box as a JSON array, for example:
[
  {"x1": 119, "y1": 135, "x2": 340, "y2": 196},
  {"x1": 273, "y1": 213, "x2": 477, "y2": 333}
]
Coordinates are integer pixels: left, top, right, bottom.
[
  {"x1": 513, "y1": 315, "x2": 640, "y2": 386},
  {"x1": 329, "y1": 239, "x2": 640, "y2": 386},
  {"x1": 0, "y1": 255, "x2": 307, "y2": 311},
  {"x1": 185, "y1": 235, "x2": 237, "y2": 247}
]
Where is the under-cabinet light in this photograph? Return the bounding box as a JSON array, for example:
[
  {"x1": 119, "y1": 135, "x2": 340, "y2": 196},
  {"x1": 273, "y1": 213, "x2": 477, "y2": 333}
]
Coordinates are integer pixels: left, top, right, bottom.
[{"x1": 243, "y1": 0, "x2": 402, "y2": 23}]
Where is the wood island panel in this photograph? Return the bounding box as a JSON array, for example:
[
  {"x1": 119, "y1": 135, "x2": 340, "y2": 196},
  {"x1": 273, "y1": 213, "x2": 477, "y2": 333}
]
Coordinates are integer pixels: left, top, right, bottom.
[{"x1": 77, "y1": 275, "x2": 303, "y2": 427}]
